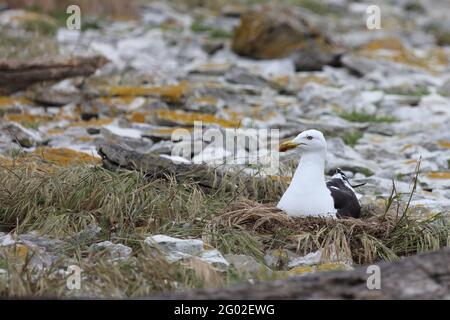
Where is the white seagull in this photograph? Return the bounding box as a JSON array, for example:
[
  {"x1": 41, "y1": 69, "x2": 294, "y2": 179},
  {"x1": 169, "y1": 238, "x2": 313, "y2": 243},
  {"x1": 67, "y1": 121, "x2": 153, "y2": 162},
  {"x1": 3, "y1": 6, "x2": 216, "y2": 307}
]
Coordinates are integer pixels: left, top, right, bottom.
[{"x1": 277, "y1": 129, "x2": 361, "y2": 219}]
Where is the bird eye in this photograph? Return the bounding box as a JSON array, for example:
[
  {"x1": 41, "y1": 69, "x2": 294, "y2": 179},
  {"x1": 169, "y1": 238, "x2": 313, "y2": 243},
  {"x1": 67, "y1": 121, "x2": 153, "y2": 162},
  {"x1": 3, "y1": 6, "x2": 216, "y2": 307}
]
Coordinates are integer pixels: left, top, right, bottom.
[{"x1": 306, "y1": 136, "x2": 313, "y2": 140}]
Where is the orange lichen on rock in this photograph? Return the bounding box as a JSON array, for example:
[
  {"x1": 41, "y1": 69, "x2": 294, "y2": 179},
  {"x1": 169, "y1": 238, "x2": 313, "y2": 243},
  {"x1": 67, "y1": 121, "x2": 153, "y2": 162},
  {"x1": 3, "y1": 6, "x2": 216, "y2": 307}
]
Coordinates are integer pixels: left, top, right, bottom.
[
  {"x1": 427, "y1": 172, "x2": 450, "y2": 179},
  {"x1": 0, "y1": 148, "x2": 100, "y2": 172},
  {"x1": 271, "y1": 76, "x2": 290, "y2": 87},
  {"x1": 46, "y1": 128, "x2": 65, "y2": 135},
  {"x1": 107, "y1": 82, "x2": 189, "y2": 104},
  {"x1": 5, "y1": 113, "x2": 55, "y2": 128},
  {"x1": 148, "y1": 127, "x2": 192, "y2": 135},
  {"x1": 192, "y1": 96, "x2": 218, "y2": 105},
  {"x1": 0, "y1": 96, "x2": 33, "y2": 108},
  {"x1": 31, "y1": 148, "x2": 100, "y2": 167},
  {"x1": 153, "y1": 109, "x2": 240, "y2": 128},
  {"x1": 76, "y1": 136, "x2": 94, "y2": 143},
  {"x1": 437, "y1": 140, "x2": 450, "y2": 149},
  {"x1": 357, "y1": 37, "x2": 448, "y2": 70},
  {"x1": 66, "y1": 117, "x2": 114, "y2": 128},
  {"x1": 127, "y1": 111, "x2": 153, "y2": 123}
]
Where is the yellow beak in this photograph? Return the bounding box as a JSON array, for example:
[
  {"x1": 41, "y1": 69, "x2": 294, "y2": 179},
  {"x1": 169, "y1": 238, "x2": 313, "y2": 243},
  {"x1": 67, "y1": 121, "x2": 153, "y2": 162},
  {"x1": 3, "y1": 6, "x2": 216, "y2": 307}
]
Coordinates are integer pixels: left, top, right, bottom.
[{"x1": 279, "y1": 140, "x2": 300, "y2": 152}]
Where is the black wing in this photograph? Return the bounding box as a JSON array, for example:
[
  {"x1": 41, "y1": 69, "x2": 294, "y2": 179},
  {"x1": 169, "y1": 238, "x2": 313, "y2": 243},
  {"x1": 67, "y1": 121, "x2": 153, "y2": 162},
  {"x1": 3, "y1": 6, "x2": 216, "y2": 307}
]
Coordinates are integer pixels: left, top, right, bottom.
[{"x1": 326, "y1": 178, "x2": 361, "y2": 218}]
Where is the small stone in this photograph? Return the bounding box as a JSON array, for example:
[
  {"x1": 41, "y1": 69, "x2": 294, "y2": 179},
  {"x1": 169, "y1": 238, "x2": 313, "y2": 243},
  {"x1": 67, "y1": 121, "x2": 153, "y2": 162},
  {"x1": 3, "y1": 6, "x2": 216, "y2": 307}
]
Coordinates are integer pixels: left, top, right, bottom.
[
  {"x1": 225, "y1": 254, "x2": 272, "y2": 276},
  {"x1": 89, "y1": 241, "x2": 132, "y2": 261},
  {"x1": 69, "y1": 224, "x2": 101, "y2": 244},
  {"x1": 200, "y1": 249, "x2": 229, "y2": 271}
]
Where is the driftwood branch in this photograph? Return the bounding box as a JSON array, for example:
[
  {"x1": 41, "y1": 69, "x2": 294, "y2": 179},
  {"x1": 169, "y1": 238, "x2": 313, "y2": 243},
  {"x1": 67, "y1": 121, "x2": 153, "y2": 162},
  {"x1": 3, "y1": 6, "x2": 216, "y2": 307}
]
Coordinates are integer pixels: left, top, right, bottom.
[
  {"x1": 151, "y1": 248, "x2": 450, "y2": 299},
  {"x1": 97, "y1": 143, "x2": 229, "y2": 189},
  {"x1": 0, "y1": 55, "x2": 108, "y2": 94}
]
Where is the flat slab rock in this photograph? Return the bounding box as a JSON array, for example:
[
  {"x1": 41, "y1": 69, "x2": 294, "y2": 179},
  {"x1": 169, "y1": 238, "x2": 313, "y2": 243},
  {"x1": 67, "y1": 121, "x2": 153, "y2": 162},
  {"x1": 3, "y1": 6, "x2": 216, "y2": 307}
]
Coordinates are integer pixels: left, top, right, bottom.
[{"x1": 0, "y1": 55, "x2": 108, "y2": 94}]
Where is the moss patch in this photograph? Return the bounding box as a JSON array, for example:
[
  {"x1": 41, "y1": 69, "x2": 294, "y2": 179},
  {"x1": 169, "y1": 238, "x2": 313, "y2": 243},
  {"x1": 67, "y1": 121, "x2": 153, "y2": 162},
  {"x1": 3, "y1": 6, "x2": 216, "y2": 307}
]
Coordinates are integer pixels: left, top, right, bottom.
[{"x1": 339, "y1": 111, "x2": 397, "y2": 123}]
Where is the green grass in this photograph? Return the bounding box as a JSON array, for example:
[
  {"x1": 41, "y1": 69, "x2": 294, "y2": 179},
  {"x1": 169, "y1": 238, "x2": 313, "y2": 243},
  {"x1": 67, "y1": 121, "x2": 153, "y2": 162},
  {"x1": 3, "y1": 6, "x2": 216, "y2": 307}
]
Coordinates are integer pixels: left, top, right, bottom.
[
  {"x1": 339, "y1": 111, "x2": 397, "y2": 123},
  {"x1": 190, "y1": 18, "x2": 233, "y2": 39},
  {"x1": 358, "y1": 167, "x2": 374, "y2": 177},
  {"x1": 291, "y1": 0, "x2": 336, "y2": 15},
  {"x1": 342, "y1": 131, "x2": 363, "y2": 147},
  {"x1": 383, "y1": 87, "x2": 430, "y2": 96}
]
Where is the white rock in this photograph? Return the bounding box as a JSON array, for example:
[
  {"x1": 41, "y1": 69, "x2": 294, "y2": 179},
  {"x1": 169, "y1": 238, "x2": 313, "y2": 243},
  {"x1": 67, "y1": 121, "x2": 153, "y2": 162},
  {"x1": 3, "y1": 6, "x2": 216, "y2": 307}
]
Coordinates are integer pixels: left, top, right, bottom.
[
  {"x1": 288, "y1": 245, "x2": 353, "y2": 269},
  {"x1": 144, "y1": 235, "x2": 229, "y2": 270},
  {"x1": 200, "y1": 249, "x2": 229, "y2": 271},
  {"x1": 145, "y1": 235, "x2": 204, "y2": 262},
  {"x1": 0, "y1": 234, "x2": 16, "y2": 246}
]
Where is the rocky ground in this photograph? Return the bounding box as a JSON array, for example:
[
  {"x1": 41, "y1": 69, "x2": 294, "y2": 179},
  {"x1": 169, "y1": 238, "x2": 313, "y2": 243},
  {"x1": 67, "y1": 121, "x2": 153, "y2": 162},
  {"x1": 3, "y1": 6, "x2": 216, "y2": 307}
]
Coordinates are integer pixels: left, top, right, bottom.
[{"x1": 0, "y1": 0, "x2": 449, "y2": 298}]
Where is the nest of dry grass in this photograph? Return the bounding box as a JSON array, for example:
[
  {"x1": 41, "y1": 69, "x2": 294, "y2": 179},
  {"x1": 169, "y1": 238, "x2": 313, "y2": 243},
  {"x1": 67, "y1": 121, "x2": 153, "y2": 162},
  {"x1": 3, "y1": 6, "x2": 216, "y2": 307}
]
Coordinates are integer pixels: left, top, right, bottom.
[{"x1": 206, "y1": 199, "x2": 449, "y2": 265}]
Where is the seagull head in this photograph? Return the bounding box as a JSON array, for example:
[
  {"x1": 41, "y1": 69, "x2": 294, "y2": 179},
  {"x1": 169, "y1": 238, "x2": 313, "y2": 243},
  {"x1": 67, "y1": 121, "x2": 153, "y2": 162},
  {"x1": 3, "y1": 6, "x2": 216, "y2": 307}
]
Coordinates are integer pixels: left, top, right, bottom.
[{"x1": 279, "y1": 129, "x2": 327, "y2": 153}]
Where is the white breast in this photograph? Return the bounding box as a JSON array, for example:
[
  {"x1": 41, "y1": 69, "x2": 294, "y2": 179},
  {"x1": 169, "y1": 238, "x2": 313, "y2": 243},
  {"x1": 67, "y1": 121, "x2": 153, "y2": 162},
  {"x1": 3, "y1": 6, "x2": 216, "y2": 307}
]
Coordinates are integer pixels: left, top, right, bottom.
[{"x1": 277, "y1": 185, "x2": 337, "y2": 218}]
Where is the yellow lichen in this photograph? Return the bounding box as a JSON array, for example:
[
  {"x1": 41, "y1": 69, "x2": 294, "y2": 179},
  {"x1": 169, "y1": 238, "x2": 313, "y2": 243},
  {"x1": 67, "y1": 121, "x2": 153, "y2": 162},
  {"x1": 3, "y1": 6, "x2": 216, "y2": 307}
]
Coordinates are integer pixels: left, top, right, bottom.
[
  {"x1": 437, "y1": 140, "x2": 450, "y2": 149},
  {"x1": 5, "y1": 113, "x2": 53, "y2": 123},
  {"x1": 0, "y1": 96, "x2": 32, "y2": 108},
  {"x1": 272, "y1": 76, "x2": 290, "y2": 87},
  {"x1": 32, "y1": 148, "x2": 100, "y2": 167},
  {"x1": 66, "y1": 117, "x2": 114, "y2": 128},
  {"x1": 357, "y1": 37, "x2": 448, "y2": 70},
  {"x1": 97, "y1": 96, "x2": 138, "y2": 106},
  {"x1": 295, "y1": 75, "x2": 329, "y2": 87},
  {"x1": 288, "y1": 266, "x2": 315, "y2": 274},
  {"x1": 108, "y1": 82, "x2": 189, "y2": 104},
  {"x1": 427, "y1": 172, "x2": 450, "y2": 179},
  {"x1": 0, "y1": 148, "x2": 100, "y2": 172},
  {"x1": 153, "y1": 109, "x2": 240, "y2": 128},
  {"x1": 76, "y1": 136, "x2": 94, "y2": 143},
  {"x1": 192, "y1": 96, "x2": 218, "y2": 105},
  {"x1": 127, "y1": 112, "x2": 150, "y2": 123},
  {"x1": 316, "y1": 262, "x2": 350, "y2": 272},
  {"x1": 46, "y1": 128, "x2": 65, "y2": 136},
  {"x1": 147, "y1": 127, "x2": 192, "y2": 135}
]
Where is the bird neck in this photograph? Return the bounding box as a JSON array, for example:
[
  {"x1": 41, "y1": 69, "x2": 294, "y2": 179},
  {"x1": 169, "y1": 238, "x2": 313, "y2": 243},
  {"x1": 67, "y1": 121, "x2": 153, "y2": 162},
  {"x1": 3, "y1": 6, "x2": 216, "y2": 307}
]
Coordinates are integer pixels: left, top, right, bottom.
[{"x1": 291, "y1": 151, "x2": 327, "y2": 189}]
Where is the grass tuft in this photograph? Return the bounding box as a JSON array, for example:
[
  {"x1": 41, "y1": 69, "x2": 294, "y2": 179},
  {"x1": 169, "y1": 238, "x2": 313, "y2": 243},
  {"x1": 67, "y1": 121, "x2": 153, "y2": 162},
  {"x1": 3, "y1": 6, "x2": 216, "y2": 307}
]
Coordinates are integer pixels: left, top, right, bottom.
[
  {"x1": 339, "y1": 111, "x2": 397, "y2": 123},
  {"x1": 342, "y1": 131, "x2": 363, "y2": 147}
]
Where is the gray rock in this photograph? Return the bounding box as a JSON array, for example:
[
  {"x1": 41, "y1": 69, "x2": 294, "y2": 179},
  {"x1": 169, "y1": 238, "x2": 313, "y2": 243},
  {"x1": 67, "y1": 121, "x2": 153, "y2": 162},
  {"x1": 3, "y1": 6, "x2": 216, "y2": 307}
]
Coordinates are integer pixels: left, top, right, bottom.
[
  {"x1": 1, "y1": 122, "x2": 44, "y2": 148},
  {"x1": 68, "y1": 224, "x2": 101, "y2": 244},
  {"x1": 100, "y1": 125, "x2": 153, "y2": 154},
  {"x1": 438, "y1": 79, "x2": 450, "y2": 96},
  {"x1": 225, "y1": 254, "x2": 271, "y2": 276},
  {"x1": 26, "y1": 79, "x2": 82, "y2": 106},
  {"x1": 225, "y1": 67, "x2": 268, "y2": 87},
  {"x1": 89, "y1": 241, "x2": 132, "y2": 261}
]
